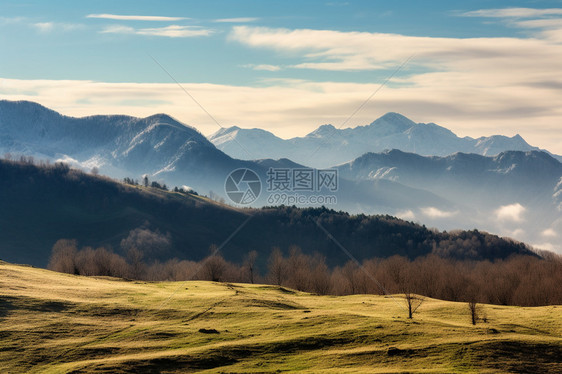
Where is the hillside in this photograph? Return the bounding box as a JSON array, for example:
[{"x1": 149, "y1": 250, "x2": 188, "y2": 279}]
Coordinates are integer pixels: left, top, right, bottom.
[
  {"x1": 0, "y1": 159, "x2": 535, "y2": 268},
  {"x1": 0, "y1": 100, "x2": 249, "y2": 192},
  {"x1": 0, "y1": 261, "x2": 560, "y2": 373},
  {"x1": 2, "y1": 100, "x2": 560, "y2": 252}
]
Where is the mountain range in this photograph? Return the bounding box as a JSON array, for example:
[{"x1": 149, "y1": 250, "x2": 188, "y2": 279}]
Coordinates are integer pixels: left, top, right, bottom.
[
  {"x1": 0, "y1": 100, "x2": 560, "y2": 254},
  {"x1": 209, "y1": 112, "x2": 561, "y2": 168},
  {"x1": 0, "y1": 100, "x2": 248, "y2": 192}
]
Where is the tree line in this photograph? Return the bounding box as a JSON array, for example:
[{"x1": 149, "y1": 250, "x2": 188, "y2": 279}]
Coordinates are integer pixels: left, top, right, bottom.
[{"x1": 48, "y1": 240, "x2": 562, "y2": 307}]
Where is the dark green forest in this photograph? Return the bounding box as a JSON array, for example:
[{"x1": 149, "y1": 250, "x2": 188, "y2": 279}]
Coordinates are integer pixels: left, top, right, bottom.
[{"x1": 0, "y1": 158, "x2": 534, "y2": 269}]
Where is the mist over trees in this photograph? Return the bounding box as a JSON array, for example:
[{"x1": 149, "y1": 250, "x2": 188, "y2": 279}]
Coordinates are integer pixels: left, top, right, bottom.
[
  {"x1": 48, "y1": 241, "x2": 562, "y2": 307},
  {"x1": 6, "y1": 156, "x2": 561, "y2": 309},
  {"x1": 2, "y1": 157, "x2": 542, "y2": 270}
]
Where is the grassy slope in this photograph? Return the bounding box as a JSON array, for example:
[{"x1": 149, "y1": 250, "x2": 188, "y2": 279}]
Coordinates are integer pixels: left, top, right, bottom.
[{"x1": 0, "y1": 262, "x2": 560, "y2": 374}]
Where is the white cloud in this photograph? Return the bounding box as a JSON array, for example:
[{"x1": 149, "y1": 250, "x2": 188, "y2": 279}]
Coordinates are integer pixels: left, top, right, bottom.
[
  {"x1": 510, "y1": 228, "x2": 525, "y2": 237},
  {"x1": 243, "y1": 64, "x2": 282, "y2": 71},
  {"x1": 55, "y1": 154, "x2": 80, "y2": 165},
  {"x1": 461, "y1": 8, "x2": 562, "y2": 19},
  {"x1": 421, "y1": 207, "x2": 457, "y2": 219},
  {"x1": 87, "y1": 14, "x2": 187, "y2": 21},
  {"x1": 100, "y1": 25, "x2": 134, "y2": 34},
  {"x1": 1, "y1": 76, "x2": 562, "y2": 155},
  {"x1": 459, "y1": 8, "x2": 562, "y2": 43},
  {"x1": 532, "y1": 241, "x2": 559, "y2": 253},
  {"x1": 0, "y1": 16, "x2": 26, "y2": 24},
  {"x1": 495, "y1": 203, "x2": 526, "y2": 223},
  {"x1": 226, "y1": 25, "x2": 562, "y2": 154},
  {"x1": 101, "y1": 25, "x2": 213, "y2": 38},
  {"x1": 396, "y1": 209, "x2": 415, "y2": 220},
  {"x1": 229, "y1": 25, "x2": 562, "y2": 72},
  {"x1": 542, "y1": 228, "x2": 558, "y2": 237},
  {"x1": 33, "y1": 22, "x2": 83, "y2": 33},
  {"x1": 515, "y1": 18, "x2": 562, "y2": 29},
  {"x1": 215, "y1": 17, "x2": 258, "y2": 23},
  {"x1": 34, "y1": 22, "x2": 54, "y2": 32}
]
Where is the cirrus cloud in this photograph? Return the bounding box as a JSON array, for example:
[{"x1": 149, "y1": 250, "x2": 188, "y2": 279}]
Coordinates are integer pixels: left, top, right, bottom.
[
  {"x1": 460, "y1": 8, "x2": 562, "y2": 19},
  {"x1": 101, "y1": 24, "x2": 213, "y2": 38},
  {"x1": 215, "y1": 17, "x2": 258, "y2": 23},
  {"x1": 87, "y1": 14, "x2": 187, "y2": 21},
  {"x1": 226, "y1": 22, "x2": 562, "y2": 153}
]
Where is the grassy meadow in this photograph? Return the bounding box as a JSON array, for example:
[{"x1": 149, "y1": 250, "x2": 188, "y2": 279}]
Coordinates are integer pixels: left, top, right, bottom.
[{"x1": 0, "y1": 261, "x2": 560, "y2": 373}]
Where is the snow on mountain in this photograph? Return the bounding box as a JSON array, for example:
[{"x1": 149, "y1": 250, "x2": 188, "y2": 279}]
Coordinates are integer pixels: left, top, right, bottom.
[
  {"x1": 2, "y1": 100, "x2": 560, "y2": 253},
  {"x1": 209, "y1": 112, "x2": 559, "y2": 167},
  {"x1": 0, "y1": 100, "x2": 237, "y2": 190}
]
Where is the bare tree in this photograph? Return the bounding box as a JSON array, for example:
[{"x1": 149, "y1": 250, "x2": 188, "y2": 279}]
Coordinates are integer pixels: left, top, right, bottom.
[
  {"x1": 400, "y1": 262, "x2": 424, "y2": 319},
  {"x1": 244, "y1": 250, "x2": 258, "y2": 284},
  {"x1": 287, "y1": 246, "x2": 309, "y2": 291},
  {"x1": 204, "y1": 245, "x2": 227, "y2": 282},
  {"x1": 309, "y1": 253, "x2": 331, "y2": 295},
  {"x1": 48, "y1": 239, "x2": 78, "y2": 274},
  {"x1": 404, "y1": 292, "x2": 424, "y2": 319},
  {"x1": 268, "y1": 247, "x2": 287, "y2": 285},
  {"x1": 468, "y1": 301, "x2": 479, "y2": 325},
  {"x1": 120, "y1": 227, "x2": 171, "y2": 257},
  {"x1": 127, "y1": 247, "x2": 145, "y2": 279},
  {"x1": 465, "y1": 285, "x2": 481, "y2": 325},
  {"x1": 341, "y1": 261, "x2": 359, "y2": 294}
]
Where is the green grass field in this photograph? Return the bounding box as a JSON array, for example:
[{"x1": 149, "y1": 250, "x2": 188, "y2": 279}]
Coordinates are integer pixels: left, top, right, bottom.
[{"x1": 0, "y1": 261, "x2": 560, "y2": 373}]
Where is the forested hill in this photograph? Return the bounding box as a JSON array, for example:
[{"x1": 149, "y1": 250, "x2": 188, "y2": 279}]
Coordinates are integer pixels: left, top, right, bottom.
[{"x1": 0, "y1": 159, "x2": 535, "y2": 268}]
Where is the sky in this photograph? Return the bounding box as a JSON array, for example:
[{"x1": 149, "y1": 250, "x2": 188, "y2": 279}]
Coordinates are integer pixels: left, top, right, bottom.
[{"x1": 1, "y1": 0, "x2": 562, "y2": 153}]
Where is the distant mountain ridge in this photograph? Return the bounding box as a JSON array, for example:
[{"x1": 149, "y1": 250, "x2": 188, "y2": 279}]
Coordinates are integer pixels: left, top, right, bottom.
[
  {"x1": 0, "y1": 100, "x2": 560, "y2": 254},
  {"x1": 337, "y1": 149, "x2": 562, "y2": 207},
  {"x1": 0, "y1": 100, "x2": 249, "y2": 191},
  {"x1": 209, "y1": 112, "x2": 559, "y2": 167}
]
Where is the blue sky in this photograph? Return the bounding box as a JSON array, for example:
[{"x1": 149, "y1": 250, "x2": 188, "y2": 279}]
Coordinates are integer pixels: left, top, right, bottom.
[{"x1": 1, "y1": 0, "x2": 562, "y2": 153}]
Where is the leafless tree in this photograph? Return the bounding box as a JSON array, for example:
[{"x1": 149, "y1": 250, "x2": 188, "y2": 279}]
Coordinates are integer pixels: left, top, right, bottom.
[
  {"x1": 400, "y1": 262, "x2": 424, "y2": 319},
  {"x1": 243, "y1": 250, "x2": 258, "y2": 284},
  {"x1": 127, "y1": 247, "x2": 145, "y2": 279},
  {"x1": 204, "y1": 245, "x2": 227, "y2": 282},
  {"x1": 120, "y1": 227, "x2": 171, "y2": 256},
  {"x1": 404, "y1": 292, "x2": 424, "y2": 319},
  {"x1": 341, "y1": 261, "x2": 359, "y2": 294},
  {"x1": 309, "y1": 254, "x2": 331, "y2": 295},
  {"x1": 468, "y1": 301, "x2": 479, "y2": 325},
  {"x1": 48, "y1": 239, "x2": 78, "y2": 274},
  {"x1": 287, "y1": 246, "x2": 310, "y2": 291},
  {"x1": 268, "y1": 247, "x2": 287, "y2": 285}
]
